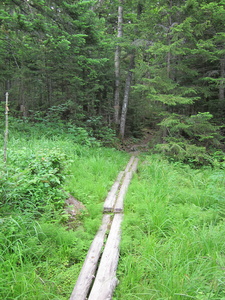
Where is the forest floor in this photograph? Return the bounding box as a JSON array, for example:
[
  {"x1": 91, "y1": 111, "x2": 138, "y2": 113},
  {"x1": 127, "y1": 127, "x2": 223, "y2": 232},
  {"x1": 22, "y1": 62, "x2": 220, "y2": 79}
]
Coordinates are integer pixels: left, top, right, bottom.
[{"x1": 121, "y1": 128, "x2": 155, "y2": 154}]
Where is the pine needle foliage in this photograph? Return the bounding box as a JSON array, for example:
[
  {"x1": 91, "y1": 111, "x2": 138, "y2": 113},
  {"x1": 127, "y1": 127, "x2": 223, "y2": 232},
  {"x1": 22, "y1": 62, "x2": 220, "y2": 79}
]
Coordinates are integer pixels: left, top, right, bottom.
[{"x1": 155, "y1": 112, "x2": 223, "y2": 166}]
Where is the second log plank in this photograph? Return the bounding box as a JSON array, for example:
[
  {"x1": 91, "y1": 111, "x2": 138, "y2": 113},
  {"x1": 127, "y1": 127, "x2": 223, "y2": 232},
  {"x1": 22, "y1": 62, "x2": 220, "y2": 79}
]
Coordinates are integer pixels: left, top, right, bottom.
[
  {"x1": 104, "y1": 156, "x2": 138, "y2": 213},
  {"x1": 103, "y1": 171, "x2": 124, "y2": 212},
  {"x1": 69, "y1": 155, "x2": 138, "y2": 300},
  {"x1": 69, "y1": 214, "x2": 111, "y2": 300},
  {"x1": 88, "y1": 213, "x2": 123, "y2": 300},
  {"x1": 114, "y1": 157, "x2": 139, "y2": 213}
]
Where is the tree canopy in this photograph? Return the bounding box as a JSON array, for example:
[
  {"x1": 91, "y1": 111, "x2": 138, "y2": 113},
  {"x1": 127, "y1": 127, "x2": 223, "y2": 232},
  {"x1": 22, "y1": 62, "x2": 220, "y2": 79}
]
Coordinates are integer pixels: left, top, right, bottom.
[{"x1": 1, "y1": 0, "x2": 225, "y2": 159}]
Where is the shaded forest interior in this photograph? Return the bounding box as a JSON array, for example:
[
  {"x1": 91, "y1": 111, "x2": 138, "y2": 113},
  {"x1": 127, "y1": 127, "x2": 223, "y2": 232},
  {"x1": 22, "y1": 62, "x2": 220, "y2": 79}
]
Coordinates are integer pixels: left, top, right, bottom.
[
  {"x1": 1, "y1": 0, "x2": 225, "y2": 164},
  {"x1": 1, "y1": 2, "x2": 225, "y2": 299}
]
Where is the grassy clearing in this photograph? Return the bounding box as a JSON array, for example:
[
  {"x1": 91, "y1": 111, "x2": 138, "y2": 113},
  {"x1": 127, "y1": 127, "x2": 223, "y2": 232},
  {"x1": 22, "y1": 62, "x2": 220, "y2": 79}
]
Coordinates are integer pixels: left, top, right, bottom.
[
  {"x1": 2, "y1": 118, "x2": 225, "y2": 299},
  {"x1": 114, "y1": 155, "x2": 225, "y2": 300},
  {"x1": 0, "y1": 121, "x2": 129, "y2": 300}
]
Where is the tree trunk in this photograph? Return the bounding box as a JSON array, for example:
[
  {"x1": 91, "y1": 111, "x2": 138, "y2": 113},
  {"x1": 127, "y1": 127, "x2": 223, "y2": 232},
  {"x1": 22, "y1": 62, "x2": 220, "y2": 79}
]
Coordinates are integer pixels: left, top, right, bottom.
[
  {"x1": 119, "y1": 53, "x2": 135, "y2": 139},
  {"x1": 19, "y1": 76, "x2": 27, "y2": 117},
  {"x1": 4, "y1": 92, "x2": 9, "y2": 164},
  {"x1": 167, "y1": 1, "x2": 172, "y2": 79},
  {"x1": 114, "y1": 1, "x2": 123, "y2": 125},
  {"x1": 219, "y1": 57, "x2": 225, "y2": 102}
]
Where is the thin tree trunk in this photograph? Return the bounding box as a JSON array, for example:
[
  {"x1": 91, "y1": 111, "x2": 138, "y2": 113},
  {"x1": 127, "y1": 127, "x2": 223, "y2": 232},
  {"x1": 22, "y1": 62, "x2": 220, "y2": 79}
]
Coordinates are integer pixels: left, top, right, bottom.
[
  {"x1": 119, "y1": 53, "x2": 135, "y2": 139},
  {"x1": 4, "y1": 92, "x2": 9, "y2": 164},
  {"x1": 167, "y1": 1, "x2": 172, "y2": 79},
  {"x1": 114, "y1": 1, "x2": 123, "y2": 125},
  {"x1": 219, "y1": 57, "x2": 225, "y2": 102},
  {"x1": 20, "y1": 78, "x2": 27, "y2": 117},
  {"x1": 167, "y1": 39, "x2": 171, "y2": 78}
]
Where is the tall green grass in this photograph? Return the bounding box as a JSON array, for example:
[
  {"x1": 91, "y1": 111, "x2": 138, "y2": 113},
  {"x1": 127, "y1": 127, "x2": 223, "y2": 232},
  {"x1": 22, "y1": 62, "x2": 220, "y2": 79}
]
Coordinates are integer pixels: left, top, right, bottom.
[
  {"x1": 114, "y1": 155, "x2": 225, "y2": 300},
  {"x1": 65, "y1": 147, "x2": 129, "y2": 231},
  {"x1": 0, "y1": 122, "x2": 129, "y2": 300}
]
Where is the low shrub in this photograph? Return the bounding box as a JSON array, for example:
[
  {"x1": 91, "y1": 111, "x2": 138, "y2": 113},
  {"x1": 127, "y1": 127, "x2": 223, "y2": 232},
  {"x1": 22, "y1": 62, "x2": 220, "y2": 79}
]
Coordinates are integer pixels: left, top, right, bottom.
[{"x1": 1, "y1": 148, "x2": 69, "y2": 211}]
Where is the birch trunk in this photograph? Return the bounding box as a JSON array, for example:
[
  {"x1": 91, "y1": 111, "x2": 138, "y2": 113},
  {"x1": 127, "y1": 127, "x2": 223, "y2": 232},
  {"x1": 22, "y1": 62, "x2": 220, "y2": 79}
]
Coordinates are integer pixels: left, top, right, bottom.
[
  {"x1": 114, "y1": 1, "x2": 123, "y2": 125},
  {"x1": 119, "y1": 53, "x2": 135, "y2": 139}
]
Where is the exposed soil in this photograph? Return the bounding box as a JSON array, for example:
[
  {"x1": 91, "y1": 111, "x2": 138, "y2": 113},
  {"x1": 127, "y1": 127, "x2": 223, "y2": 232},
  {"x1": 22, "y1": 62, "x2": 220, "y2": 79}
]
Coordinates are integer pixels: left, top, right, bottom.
[
  {"x1": 121, "y1": 128, "x2": 155, "y2": 154},
  {"x1": 64, "y1": 195, "x2": 86, "y2": 229},
  {"x1": 65, "y1": 195, "x2": 86, "y2": 217}
]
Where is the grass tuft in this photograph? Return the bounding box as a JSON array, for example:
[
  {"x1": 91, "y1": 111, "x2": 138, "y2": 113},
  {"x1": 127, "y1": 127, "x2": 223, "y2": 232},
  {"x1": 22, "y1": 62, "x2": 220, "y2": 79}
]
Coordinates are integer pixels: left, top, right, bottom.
[
  {"x1": 114, "y1": 155, "x2": 225, "y2": 300},
  {"x1": 0, "y1": 123, "x2": 129, "y2": 299}
]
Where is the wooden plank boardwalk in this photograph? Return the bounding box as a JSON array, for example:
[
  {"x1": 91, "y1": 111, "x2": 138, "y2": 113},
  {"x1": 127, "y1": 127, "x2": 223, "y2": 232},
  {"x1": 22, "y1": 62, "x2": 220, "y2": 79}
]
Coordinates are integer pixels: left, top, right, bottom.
[{"x1": 70, "y1": 156, "x2": 138, "y2": 300}]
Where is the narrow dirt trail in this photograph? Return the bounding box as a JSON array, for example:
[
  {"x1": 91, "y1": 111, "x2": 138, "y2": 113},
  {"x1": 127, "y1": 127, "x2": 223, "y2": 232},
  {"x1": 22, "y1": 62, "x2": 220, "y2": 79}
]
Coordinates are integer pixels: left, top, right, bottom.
[
  {"x1": 121, "y1": 129, "x2": 154, "y2": 155},
  {"x1": 69, "y1": 156, "x2": 138, "y2": 300}
]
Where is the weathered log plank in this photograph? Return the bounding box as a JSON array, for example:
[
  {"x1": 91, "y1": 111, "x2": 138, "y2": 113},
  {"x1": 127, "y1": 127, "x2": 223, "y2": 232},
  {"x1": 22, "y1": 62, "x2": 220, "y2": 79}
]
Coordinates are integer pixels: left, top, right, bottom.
[
  {"x1": 114, "y1": 157, "x2": 138, "y2": 213},
  {"x1": 130, "y1": 157, "x2": 139, "y2": 173},
  {"x1": 114, "y1": 171, "x2": 132, "y2": 213},
  {"x1": 70, "y1": 214, "x2": 112, "y2": 300},
  {"x1": 103, "y1": 171, "x2": 124, "y2": 212},
  {"x1": 69, "y1": 156, "x2": 139, "y2": 300},
  {"x1": 124, "y1": 156, "x2": 135, "y2": 173},
  {"x1": 88, "y1": 213, "x2": 123, "y2": 300}
]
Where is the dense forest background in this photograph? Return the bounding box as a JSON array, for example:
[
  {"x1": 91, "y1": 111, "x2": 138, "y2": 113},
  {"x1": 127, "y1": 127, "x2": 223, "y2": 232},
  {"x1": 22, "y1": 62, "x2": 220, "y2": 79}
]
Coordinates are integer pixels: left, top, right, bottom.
[
  {"x1": 1, "y1": 0, "x2": 225, "y2": 163},
  {"x1": 1, "y1": 2, "x2": 225, "y2": 299}
]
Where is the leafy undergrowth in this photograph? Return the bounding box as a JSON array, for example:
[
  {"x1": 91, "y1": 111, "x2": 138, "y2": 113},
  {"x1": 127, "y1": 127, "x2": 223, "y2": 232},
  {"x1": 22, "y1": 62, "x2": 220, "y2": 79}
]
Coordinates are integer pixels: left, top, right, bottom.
[
  {"x1": 114, "y1": 155, "x2": 225, "y2": 300},
  {"x1": 0, "y1": 124, "x2": 128, "y2": 300}
]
